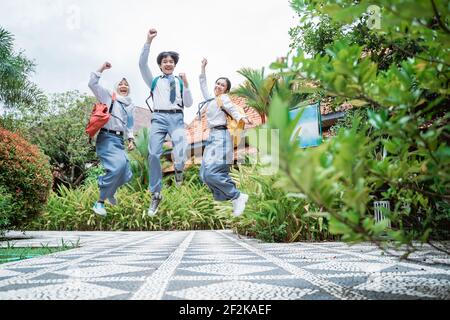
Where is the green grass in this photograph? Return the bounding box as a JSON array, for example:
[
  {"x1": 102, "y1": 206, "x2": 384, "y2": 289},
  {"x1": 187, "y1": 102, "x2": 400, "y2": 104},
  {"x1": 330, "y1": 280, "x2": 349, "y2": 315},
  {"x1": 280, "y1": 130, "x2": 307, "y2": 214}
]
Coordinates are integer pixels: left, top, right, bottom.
[{"x1": 0, "y1": 239, "x2": 80, "y2": 264}]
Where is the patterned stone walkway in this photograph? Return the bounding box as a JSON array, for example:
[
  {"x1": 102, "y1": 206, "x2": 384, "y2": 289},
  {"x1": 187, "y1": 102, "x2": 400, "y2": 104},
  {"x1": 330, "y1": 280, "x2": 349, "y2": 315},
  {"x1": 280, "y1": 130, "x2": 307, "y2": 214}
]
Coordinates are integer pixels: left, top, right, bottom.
[{"x1": 0, "y1": 231, "x2": 449, "y2": 300}]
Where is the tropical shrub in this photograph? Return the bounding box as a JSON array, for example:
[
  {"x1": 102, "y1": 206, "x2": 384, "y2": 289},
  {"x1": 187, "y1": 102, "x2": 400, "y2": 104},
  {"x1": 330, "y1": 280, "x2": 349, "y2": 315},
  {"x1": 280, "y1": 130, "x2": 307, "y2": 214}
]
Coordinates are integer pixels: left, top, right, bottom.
[
  {"x1": 260, "y1": 0, "x2": 449, "y2": 255},
  {"x1": 228, "y1": 165, "x2": 337, "y2": 242},
  {"x1": 29, "y1": 91, "x2": 97, "y2": 189},
  {"x1": 26, "y1": 166, "x2": 233, "y2": 231},
  {"x1": 83, "y1": 164, "x2": 105, "y2": 187},
  {"x1": 0, "y1": 186, "x2": 17, "y2": 237},
  {"x1": 0, "y1": 127, "x2": 53, "y2": 230},
  {"x1": 129, "y1": 128, "x2": 150, "y2": 189}
]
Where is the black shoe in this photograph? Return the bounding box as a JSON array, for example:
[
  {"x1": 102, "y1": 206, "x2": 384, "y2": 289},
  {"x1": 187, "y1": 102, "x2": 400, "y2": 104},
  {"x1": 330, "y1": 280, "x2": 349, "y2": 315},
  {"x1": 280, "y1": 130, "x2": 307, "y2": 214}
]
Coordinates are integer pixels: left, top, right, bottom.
[
  {"x1": 148, "y1": 192, "x2": 162, "y2": 217},
  {"x1": 175, "y1": 170, "x2": 183, "y2": 186}
]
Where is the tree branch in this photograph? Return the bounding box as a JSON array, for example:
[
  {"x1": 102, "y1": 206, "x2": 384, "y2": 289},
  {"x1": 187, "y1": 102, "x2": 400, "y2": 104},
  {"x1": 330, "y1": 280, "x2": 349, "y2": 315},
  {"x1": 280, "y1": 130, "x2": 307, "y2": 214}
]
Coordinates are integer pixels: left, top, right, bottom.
[
  {"x1": 430, "y1": 0, "x2": 450, "y2": 34},
  {"x1": 389, "y1": 42, "x2": 450, "y2": 68}
]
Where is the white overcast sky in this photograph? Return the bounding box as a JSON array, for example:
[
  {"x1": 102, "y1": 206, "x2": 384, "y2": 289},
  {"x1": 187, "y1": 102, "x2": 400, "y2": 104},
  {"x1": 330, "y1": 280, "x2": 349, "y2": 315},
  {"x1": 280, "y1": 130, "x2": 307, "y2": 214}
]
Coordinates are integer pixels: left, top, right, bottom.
[{"x1": 1, "y1": 0, "x2": 297, "y2": 123}]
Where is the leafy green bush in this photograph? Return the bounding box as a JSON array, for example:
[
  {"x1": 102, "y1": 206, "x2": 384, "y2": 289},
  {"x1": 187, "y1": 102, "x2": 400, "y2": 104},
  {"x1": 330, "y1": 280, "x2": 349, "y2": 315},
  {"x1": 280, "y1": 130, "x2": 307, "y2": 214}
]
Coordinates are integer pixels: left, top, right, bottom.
[
  {"x1": 227, "y1": 165, "x2": 336, "y2": 242},
  {"x1": 0, "y1": 186, "x2": 17, "y2": 237},
  {"x1": 26, "y1": 166, "x2": 233, "y2": 231},
  {"x1": 128, "y1": 128, "x2": 150, "y2": 189},
  {"x1": 0, "y1": 127, "x2": 53, "y2": 230},
  {"x1": 83, "y1": 165, "x2": 105, "y2": 187},
  {"x1": 29, "y1": 91, "x2": 97, "y2": 189},
  {"x1": 259, "y1": 0, "x2": 450, "y2": 255}
]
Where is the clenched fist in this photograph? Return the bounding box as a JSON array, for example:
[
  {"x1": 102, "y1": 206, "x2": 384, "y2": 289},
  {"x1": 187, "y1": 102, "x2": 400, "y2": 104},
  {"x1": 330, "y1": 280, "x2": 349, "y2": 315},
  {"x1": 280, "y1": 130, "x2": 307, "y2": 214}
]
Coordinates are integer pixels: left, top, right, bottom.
[
  {"x1": 147, "y1": 28, "x2": 157, "y2": 43},
  {"x1": 98, "y1": 62, "x2": 112, "y2": 73}
]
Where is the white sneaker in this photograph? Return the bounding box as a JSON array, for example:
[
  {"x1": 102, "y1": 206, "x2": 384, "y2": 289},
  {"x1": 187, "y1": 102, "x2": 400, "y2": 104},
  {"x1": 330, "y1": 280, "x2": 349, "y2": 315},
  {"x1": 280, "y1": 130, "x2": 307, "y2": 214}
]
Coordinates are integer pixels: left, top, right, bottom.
[
  {"x1": 232, "y1": 193, "x2": 249, "y2": 216},
  {"x1": 92, "y1": 202, "x2": 107, "y2": 217}
]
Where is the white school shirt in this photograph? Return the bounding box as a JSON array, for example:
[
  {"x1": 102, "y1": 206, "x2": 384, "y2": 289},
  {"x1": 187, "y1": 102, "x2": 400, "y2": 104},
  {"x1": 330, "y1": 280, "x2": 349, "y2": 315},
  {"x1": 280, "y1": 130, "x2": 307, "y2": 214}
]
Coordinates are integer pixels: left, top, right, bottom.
[
  {"x1": 139, "y1": 43, "x2": 193, "y2": 111},
  {"x1": 88, "y1": 72, "x2": 135, "y2": 140},
  {"x1": 199, "y1": 74, "x2": 245, "y2": 128}
]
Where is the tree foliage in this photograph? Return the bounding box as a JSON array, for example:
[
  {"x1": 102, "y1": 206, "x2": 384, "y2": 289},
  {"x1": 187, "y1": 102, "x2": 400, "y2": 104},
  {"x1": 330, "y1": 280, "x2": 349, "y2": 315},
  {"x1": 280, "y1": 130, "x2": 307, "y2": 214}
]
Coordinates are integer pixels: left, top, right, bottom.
[
  {"x1": 260, "y1": 0, "x2": 450, "y2": 256},
  {"x1": 0, "y1": 26, "x2": 46, "y2": 127},
  {"x1": 29, "y1": 91, "x2": 97, "y2": 189}
]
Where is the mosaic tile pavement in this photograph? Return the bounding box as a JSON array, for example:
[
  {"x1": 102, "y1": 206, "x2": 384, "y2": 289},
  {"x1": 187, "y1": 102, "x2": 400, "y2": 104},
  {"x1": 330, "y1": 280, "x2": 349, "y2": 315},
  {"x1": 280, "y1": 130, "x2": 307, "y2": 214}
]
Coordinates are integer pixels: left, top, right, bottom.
[{"x1": 0, "y1": 230, "x2": 449, "y2": 300}]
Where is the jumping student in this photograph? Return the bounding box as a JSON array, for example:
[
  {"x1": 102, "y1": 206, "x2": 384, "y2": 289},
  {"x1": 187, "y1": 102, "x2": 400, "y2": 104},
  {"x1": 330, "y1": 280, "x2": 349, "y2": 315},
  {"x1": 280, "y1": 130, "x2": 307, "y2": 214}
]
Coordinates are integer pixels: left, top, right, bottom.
[
  {"x1": 88, "y1": 62, "x2": 136, "y2": 217},
  {"x1": 199, "y1": 58, "x2": 251, "y2": 216},
  {"x1": 139, "y1": 28, "x2": 193, "y2": 216}
]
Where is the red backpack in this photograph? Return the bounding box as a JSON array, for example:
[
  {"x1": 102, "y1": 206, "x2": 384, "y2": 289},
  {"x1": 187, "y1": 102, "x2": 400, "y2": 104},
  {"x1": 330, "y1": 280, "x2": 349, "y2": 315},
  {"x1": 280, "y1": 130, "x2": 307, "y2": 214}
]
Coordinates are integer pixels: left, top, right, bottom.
[{"x1": 86, "y1": 92, "x2": 116, "y2": 139}]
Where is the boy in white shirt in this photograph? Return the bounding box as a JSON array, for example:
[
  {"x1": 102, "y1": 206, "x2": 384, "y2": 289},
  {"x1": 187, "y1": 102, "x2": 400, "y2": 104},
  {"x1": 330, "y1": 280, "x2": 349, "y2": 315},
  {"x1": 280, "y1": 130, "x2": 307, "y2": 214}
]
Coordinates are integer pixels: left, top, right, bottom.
[{"x1": 139, "y1": 28, "x2": 193, "y2": 216}]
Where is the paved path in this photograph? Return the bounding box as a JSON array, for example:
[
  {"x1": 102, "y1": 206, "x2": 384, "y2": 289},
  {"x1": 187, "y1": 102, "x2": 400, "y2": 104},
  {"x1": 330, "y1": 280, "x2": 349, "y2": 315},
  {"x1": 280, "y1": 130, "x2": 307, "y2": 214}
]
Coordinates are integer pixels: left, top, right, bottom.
[{"x1": 0, "y1": 231, "x2": 449, "y2": 300}]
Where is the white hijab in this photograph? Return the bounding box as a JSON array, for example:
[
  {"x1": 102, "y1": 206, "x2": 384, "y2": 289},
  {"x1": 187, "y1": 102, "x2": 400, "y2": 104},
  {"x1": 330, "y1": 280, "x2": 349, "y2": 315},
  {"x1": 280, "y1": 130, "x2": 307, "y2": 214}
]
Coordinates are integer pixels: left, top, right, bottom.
[{"x1": 113, "y1": 79, "x2": 132, "y2": 106}]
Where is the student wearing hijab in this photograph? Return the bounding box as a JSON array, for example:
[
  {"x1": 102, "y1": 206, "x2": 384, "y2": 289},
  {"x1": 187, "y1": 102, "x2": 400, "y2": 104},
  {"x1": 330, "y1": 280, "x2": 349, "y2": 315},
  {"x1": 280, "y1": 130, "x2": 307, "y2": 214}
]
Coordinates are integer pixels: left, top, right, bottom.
[{"x1": 88, "y1": 61, "x2": 136, "y2": 217}]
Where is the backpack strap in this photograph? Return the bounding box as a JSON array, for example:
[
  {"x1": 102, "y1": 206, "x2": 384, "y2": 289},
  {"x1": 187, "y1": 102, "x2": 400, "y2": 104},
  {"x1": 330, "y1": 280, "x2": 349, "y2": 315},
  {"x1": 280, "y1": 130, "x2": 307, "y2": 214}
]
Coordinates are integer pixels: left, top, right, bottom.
[
  {"x1": 216, "y1": 95, "x2": 232, "y2": 118},
  {"x1": 109, "y1": 94, "x2": 127, "y2": 126},
  {"x1": 145, "y1": 77, "x2": 161, "y2": 113},
  {"x1": 197, "y1": 98, "x2": 215, "y2": 120},
  {"x1": 108, "y1": 92, "x2": 117, "y2": 113},
  {"x1": 149, "y1": 75, "x2": 185, "y2": 108},
  {"x1": 151, "y1": 76, "x2": 161, "y2": 94},
  {"x1": 175, "y1": 76, "x2": 184, "y2": 95}
]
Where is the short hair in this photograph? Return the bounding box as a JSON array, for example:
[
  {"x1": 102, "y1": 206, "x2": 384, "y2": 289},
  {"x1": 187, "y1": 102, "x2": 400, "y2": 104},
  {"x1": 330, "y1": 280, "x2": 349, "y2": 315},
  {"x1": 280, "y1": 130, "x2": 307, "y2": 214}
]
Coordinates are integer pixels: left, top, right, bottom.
[
  {"x1": 157, "y1": 51, "x2": 179, "y2": 65},
  {"x1": 216, "y1": 77, "x2": 232, "y2": 93}
]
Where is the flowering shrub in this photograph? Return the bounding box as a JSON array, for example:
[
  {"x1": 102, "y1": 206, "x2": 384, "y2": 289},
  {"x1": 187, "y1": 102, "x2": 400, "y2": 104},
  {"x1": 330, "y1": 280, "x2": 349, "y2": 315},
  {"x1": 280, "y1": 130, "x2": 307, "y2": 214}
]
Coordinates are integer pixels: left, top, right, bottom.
[{"x1": 0, "y1": 127, "x2": 52, "y2": 230}]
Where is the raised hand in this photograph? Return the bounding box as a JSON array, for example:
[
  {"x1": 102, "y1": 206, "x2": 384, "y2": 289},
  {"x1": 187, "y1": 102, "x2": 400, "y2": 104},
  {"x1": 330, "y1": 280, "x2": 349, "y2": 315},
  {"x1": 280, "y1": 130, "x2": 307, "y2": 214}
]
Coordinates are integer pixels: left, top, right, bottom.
[
  {"x1": 98, "y1": 62, "x2": 112, "y2": 73},
  {"x1": 201, "y1": 58, "x2": 208, "y2": 75},
  {"x1": 147, "y1": 28, "x2": 157, "y2": 43}
]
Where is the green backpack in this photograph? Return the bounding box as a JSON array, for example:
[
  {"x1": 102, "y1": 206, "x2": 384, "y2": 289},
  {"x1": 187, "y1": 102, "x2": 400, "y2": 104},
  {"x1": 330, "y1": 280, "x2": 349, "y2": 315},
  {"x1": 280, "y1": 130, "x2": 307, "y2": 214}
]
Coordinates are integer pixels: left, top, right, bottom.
[{"x1": 145, "y1": 76, "x2": 184, "y2": 112}]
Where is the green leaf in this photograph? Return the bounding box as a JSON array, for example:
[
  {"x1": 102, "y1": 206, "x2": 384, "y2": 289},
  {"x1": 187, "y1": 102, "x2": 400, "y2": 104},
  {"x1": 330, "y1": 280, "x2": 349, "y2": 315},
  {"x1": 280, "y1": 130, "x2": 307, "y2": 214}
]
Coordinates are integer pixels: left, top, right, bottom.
[
  {"x1": 269, "y1": 95, "x2": 289, "y2": 130},
  {"x1": 329, "y1": 219, "x2": 351, "y2": 235},
  {"x1": 348, "y1": 99, "x2": 369, "y2": 107}
]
